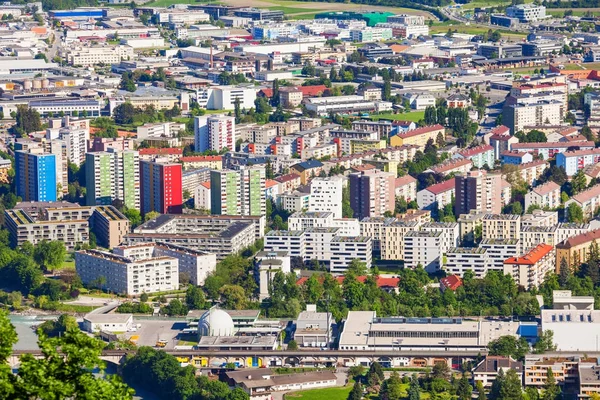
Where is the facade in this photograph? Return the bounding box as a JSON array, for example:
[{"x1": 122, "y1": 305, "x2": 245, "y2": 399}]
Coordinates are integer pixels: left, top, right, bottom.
[
  {"x1": 556, "y1": 229, "x2": 600, "y2": 271},
  {"x1": 556, "y1": 148, "x2": 600, "y2": 176},
  {"x1": 75, "y1": 248, "x2": 179, "y2": 295},
  {"x1": 482, "y1": 214, "x2": 521, "y2": 241},
  {"x1": 66, "y1": 45, "x2": 134, "y2": 66},
  {"x1": 349, "y1": 170, "x2": 395, "y2": 220},
  {"x1": 308, "y1": 176, "x2": 343, "y2": 219},
  {"x1": 83, "y1": 314, "x2": 133, "y2": 334},
  {"x1": 15, "y1": 150, "x2": 57, "y2": 202},
  {"x1": 114, "y1": 242, "x2": 216, "y2": 286},
  {"x1": 524, "y1": 181, "x2": 561, "y2": 211},
  {"x1": 480, "y1": 238, "x2": 520, "y2": 271},
  {"x1": 85, "y1": 149, "x2": 140, "y2": 210},
  {"x1": 194, "y1": 115, "x2": 236, "y2": 153},
  {"x1": 504, "y1": 100, "x2": 563, "y2": 134},
  {"x1": 473, "y1": 357, "x2": 523, "y2": 388},
  {"x1": 565, "y1": 184, "x2": 600, "y2": 219},
  {"x1": 140, "y1": 159, "x2": 183, "y2": 215},
  {"x1": 404, "y1": 230, "x2": 442, "y2": 272},
  {"x1": 445, "y1": 247, "x2": 490, "y2": 278},
  {"x1": 503, "y1": 243, "x2": 555, "y2": 288},
  {"x1": 417, "y1": 179, "x2": 455, "y2": 211},
  {"x1": 210, "y1": 167, "x2": 266, "y2": 216},
  {"x1": 390, "y1": 124, "x2": 444, "y2": 150},
  {"x1": 455, "y1": 170, "x2": 502, "y2": 215},
  {"x1": 294, "y1": 305, "x2": 333, "y2": 348},
  {"x1": 511, "y1": 142, "x2": 595, "y2": 161},
  {"x1": 181, "y1": 155, "x2": 223, "y2": 170},
  {"x1": 506, "y1": 4, "x2": 546, "y2": 22},
  {"x1": 455, "y1": 145, "x2": 494, "y2": 169},
  {"x1": 395, "y1": 175, "x2": 417, "y2": 202},
  {"x1": 126, "y1": 214, "x2": 264, "y2": 259},
  {"x1": 381, "y1": 220, "x2": 421, "y2": 260},
  {"x1": 489, "y1": 125, "x2": 518, "y2": 160}
]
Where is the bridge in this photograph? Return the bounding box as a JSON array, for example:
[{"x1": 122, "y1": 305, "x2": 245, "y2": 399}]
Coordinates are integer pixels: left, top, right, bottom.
[{"x1": 8, "y1": 349, "x2": 487, "y2": 369}]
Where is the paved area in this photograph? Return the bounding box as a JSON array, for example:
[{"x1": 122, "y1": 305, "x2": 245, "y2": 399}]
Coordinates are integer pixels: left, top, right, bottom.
[{"x1": 125, "y1": 320, "x2": 188, "y2": 349}]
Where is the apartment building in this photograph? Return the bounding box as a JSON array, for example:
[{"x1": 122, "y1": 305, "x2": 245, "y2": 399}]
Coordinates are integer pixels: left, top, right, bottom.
[
  {"x1": 75, "y1": 249, "x2": 179, "y2": 295},
  {"x1": 458, "y1": 210, "x2": 485, "y2": 245},
  {"x1": 480, "y1": 238, "x2": 520, "y2": 271},
  {"x1": 288, "y1": 211, "x2": 359, "y2": 237},
  {"x1": 308, "y1": 176, "x2": 343, "y2": 219},
  {"x1": 126, "y1": 214, "x2": 264, "y2": 259},
  {"x1": 114, "y1": 242, "x2": 216, "y2": 286},
  {"x1": 503, "y1": 243, "x2": 554, "y2": 288},
  {"x1": 210, "y1": 166, "x2": 266, "y2": 217},
  {"x1": 194, "y1": 114, "x2": 236, "y2": 153},
  {"x1": 65, "y1": 45, "x2": 134, "y2": 66},
  {"x1": 349, "y1": 169, "x2": 395, "y2": 220},
  {"x1": 417, "y1": 178, "x2": 455, "y2": 211},
  {"x1": 140, "y1": 159, "x2": 183, "y2": 215},
  {"x1": 359, "y1": 217, "x2": 396, "y2": 252},
  {"x1": 506, "y1": 4, "x2": 546, "y2": 22},
  {"x1": 196, "y1": 85, "x2": 257, "y2": 110},
  {"x1": 389, "y1": 124, "x2": 445, "y2": 151},
  {"x1": 524, "y1": 181, "x2": 561, "y2": 211},
  {"x1": 556, "y1": 222, "x2": 591, "y2": 244},
  {"x1": 138, "y1": 148, "x2": 183, "y2": 163},
  {"x1": 556, "y1": 229, "x2": 600, "y2": 271},
  {"x1": 565, "y1": 183, "x2": 600, "y2": 219},
  {"x1": 482, "y1": 214, "x2": 521, "y2": 241},
  {"x1": 556, "y1": 148, "x2": 600, "y2": 176},
  {"x1": 394, "y1": 175, "x2": 417, "y2": 202},
  {"x1": 520, "y1": 226, "x2": 557, "y2": 252},
  {"x1": 454, "y1": 145, "x2": 494, "y2": 169},
  {"x1": 473, "y1": 357, "x2": 523, "y2": 389},
  {"x1": 510, "y1": 142, "x2": 595, "y2": 161},
  {"x1": 15, "y1": 150, "x2": 57, "y2": 202},
  {"x1": 91, "y1": 205, "x2": 130, "y2": 249},
  {"x1": 524, "y1": 355, "x2": 581, "y2": 387},
  {"x1": 455, "y1": 170, "x2": 503, "y2": 215},
  {"x1": 47, "y1": 126, "x2": 87, "y2": 167},
  {"x1": 137, "y1": 122, "x2": 186, "y2": 141},
  {"x1": 445, "y1": 247, "x2": 490, "y2": 278},
  {"x1": 488, "y1": 125, "x2": 518, "y2": 160},
  {"x1": 380, "y1": 220, "x2": 421, "y2": 261},
  {"x1": 427, "y1": 158, "x2": 473, "y2": 176},
  {"x1": 421, "y1": 222, "x2": 460, "y2": 256},
  {"x1": 180, "y1": 155, "x2": 222, "y2": 170},
  {"x1": 518, "y1": 160, "x2": 548, "y2": 186},
  {"x1": 404, "y1": 230, "x2": 442, "y2": 272},
  {"x1": 277, "y1": 191, "x2": 310, "y2": 212},
  {"x1": 88, "y1": 137, "x2": 135, "y2": 152},
  {"x1": 504, "y1": 100, "x2": 563, "y2": 134},
  {"x1": 350, "y1": 27, "x2": 393, "y2": 42},
  {"x1": 85, "y1": 149, "x2": 140, "y2": 210}
]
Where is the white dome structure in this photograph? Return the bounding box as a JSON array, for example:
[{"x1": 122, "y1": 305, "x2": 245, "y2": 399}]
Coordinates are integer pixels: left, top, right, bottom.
[{"x1": 198, "y1": 308, "x2": 235, "y2": 336}]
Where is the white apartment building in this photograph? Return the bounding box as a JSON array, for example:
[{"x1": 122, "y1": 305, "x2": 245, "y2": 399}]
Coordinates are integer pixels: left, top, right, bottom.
[
  {"x1": 288, "y1": 211, "x2": 360, "y2": 236},
  {"x1": 46, "y1": 127, "x2": 87, "y2": 167},
  {"x1": 395, "y1": 175, "x2": 417, "y2": 201},
  {"x1": 565, "y1": 184, "x2": 600, "y2": 219},
  {"x1": 417, "y1": 179, "x2": 455, "y2": 210},
  {"x1": 504, "y1": 243, "x2": 555, "y2": 288},
  {"x1": 277, "y1": 191, "x2": 310, "y2": 212},
  {"x1": 309, "y1": 176, "x2": 343, "y2": 219},
  {"x1": 445, "y1": 247, "x2": 490, "y2": 278},
  {"x1": 421, "y1": 222, "x2": 460, "y2": 256},
  {"x1": 556, "y1": 148, "x2": 600, "y2": 176},
  {"x1": 194, "y1": 115, "x2": 236, "y2": 153},
  {"x1": 520, "y1": 226, "x2": 557, "y2": 252},
  {"x1": 65, "y1": 45, "x2": 134, "y2": 66},
  {"x1": 264, "y1": 230, "x2": 306, "y2": 259},
  {"x1": 194, "y1": 182, "x2": 210, "y2": 211},
  {"x1": 387, "y1": 14, "x2": 425, "y2": 25},
  {"x1": 404, "y1": 230, "x2": 442, "y2": 273},
  {"x1": 304, "y1": 95, "x2": 392, "y2": 116},
  {"x1": 505, "y1": 100, "x2": 563, "y2": 134},
  {"x1": 75, "y1": 249, "x2": 179, "y2": 295},
  {"x1": 137, "y1": 122, "x2": 186, "y2": 140},
  {"x1": 114, "y1": 242, "x2": 216, "y2": 286},
  {"x1": 482, "y1": 214, "x2": 521, "y2": 241},
  {"x1": 196, "y1": 85, "x2": 257, "y2": 110},
  {"x1": 302, "y1": 143, "x2": 337, "y2": 160},
  {"x1": 329, "y1": 236, "x2": 372, "y2": 274},
  {"x1": 480, "y1": 238, "x2": 520, "y2": 271},
  {"x1": 360, "y1": 217, "x2": 396, "y2": 251},
  {"x1": 557, "y1": 223, "x2": 591, "y2": 244},
  {"x1": 525, "y1": 181, "x2": 561, "y2": 211}
]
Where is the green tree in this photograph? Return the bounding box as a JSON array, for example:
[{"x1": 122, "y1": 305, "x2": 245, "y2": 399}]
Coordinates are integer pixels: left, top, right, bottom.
[
  {"x1": 12, "y1": 105, "x2": 42, "y2": 136},
  {"x1": 457, "y1": 374, "x2": 473, "y2": 400},
  {"x1": 408, "y1": 374, "x2": 420, "y2": 400},
  {"x1": 144, "y1": 210, "x2": 160, "y2": 222},
  {"x1": 33, "y1": 240, "x2": 66, "y2": 271},
  {"x1": 114, "y1": 102, "x2": 136, "y2": 125},
  {"x1": 37, "y1": 314, "x2": 77, "y2": 337},
  {"x1": 342, "y1": 185, "x2": 353, "y2": 218},
  {"x1": 140, "y1": 292, "x2": 149, "y2": 302},
  {"x1": 501, "y1": 369, "x2": 524, "y2": 400},
  {"x1": 348, "y1": 380, "x2": 362, "y2": 400},
  {"x1": 287, "y1": 340, "x2": 298, "y2": 350},
  {"x1": 476, "y1": 381, "x2": 487, "y2": 400},
  {"x1": 487, "y1": 335, "x2": 529, "y2": 361},
  {"x1": 566, "y1": 202, "x2": 584, "y2": 223},
  {"x1": 571, "y1": 169, "x2": 588, "y2": 195},
  {"x1": 14, "y1": 323, "x2": 133, "y2": 399},
  {"x1": 219, "y1": 284, "x2": 247, "y2": 310},
  {"x1": 542, "y1": 367, "x2": 560, "y2": 400},
  {"x1": 185, "y1": 285, "x2": 206, "y2": 310}
]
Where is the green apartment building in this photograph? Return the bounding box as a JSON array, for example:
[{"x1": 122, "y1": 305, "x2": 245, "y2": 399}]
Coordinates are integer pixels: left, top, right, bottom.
[
  {"x1": 210, "y1": 166, "x2": 265, "y2": 216},
  {"x1": 86, "y1": 150, "x2": 140, "y2": 210}
]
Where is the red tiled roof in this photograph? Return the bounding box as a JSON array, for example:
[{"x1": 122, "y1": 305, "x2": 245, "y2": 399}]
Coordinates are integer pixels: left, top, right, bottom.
[
  {"x1": 180, "y1": 155, "x2": 223, "y2": 162},
  {"x1": 396, "y1": 124, "x2": 444, "y2": 139},
  {"x1": 512, "y1": 141, "x2": 595, "y2": 149},
  {"x1": 440, "y1": 275, "x2": 463, "y2": 291},
  {"x1": 560, "y1": 148, "x2": 600, "y2": 157},
  {"x1": 571, "y1": 183, "x2": 600, "y2": 204},
  {"x1": 275, "y1": 173, "x2": 301, "y2": 183},
  {"x1": 395, "y1": 175, "x2": 416, "y2": 187},
  {"x1": 532, "y1": 181, "x2": 560, "y2": 196},
  {"x1": 200, "y1": 181, "x2": 210, "y2": 189},
  {"x1": 504, "y1": 243, "x2": 553, "y2": 265},
  {"x1": 489, "y1": 125, "x2": 510, "y2": 137},
  {"x1": 138, "y1": 148, "x2": 183, "y2": 155},
  {"x1": 265, "y1": 179, "x2": 278, "y2": 189},
  {"x1": 518, "y1": 160, "x2": 547, "y2": 170},
  {"x1": 430, "y1": 158, "x2": 472, "y2": 173},
  {"x1": 558, "y1": 229, "x2": 600, "y2": 248},
  {"x1": 260, "y1": 85, "x2": 327, "y2": 98},
  {"x1": 423, "y1": 178, "x2": 455, "y2": 195},
  {"x1": 458, "y1": 144, "x2": 493, "y2": 158}
]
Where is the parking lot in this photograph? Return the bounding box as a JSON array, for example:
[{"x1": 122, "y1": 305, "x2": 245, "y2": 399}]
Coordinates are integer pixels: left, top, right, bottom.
[{"x1": 124, "y1": 319, "x2": 189, "y2": 350}]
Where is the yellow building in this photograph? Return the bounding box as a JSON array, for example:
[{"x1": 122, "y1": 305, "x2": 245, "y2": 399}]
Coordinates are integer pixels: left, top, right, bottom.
[
  {"x1": 555, "y1": 229, "x2": 600, "y2": 271},
  {"x1": 180, "y1": 155, "x2": 223, "y2": 170},
  {"x1": 390, "y1": 124, "x2": 445, "y2": 151},
  {"x1": 350, "y1": 139, "x2": 386, "y2": 154}
]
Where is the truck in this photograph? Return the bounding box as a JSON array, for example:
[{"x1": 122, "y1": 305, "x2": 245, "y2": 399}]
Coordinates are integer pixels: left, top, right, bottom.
[
  {"x1": 155, "y1": 339, "x2": 168, "y2": 348},
  {"x1": 129, "y1": 335, "x2": 139, "y2": 345}
]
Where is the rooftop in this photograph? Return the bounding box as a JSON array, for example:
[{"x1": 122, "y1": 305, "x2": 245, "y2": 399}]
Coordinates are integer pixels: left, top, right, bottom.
[
  {"x1": 504, "y1": 243, "x2": 553, "y2": 265},
  {"x1": 421, "y1": 178, "x2": 455, "y2": 195},
  {"x1": 396, "y1": 124, "x2": 444, "y2": 139}
]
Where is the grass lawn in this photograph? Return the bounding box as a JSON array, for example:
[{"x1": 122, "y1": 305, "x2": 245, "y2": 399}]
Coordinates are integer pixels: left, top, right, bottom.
[
  {"x1": 430, "y1": 24, "x2": 527, "y2": 40},
  {"x1": 144, "y1": 0, "x2": 202, "y2": 7},
  {"x1": 456, "y1": 0, "x2": 511, "y2": 10},
  {"x1": 370, "y1": 111, "x2": 425, "y2": 122},
  {"x1": 284, "y1": 384, "x2": 353, "y2": 400}
]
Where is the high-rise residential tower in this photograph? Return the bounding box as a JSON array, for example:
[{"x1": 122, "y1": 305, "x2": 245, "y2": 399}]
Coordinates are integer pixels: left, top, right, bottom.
[
  {"x1": 210, "y1": 166, "x2": 266, "y2": 216},
  {"x1": 86, "y1": 149, "x2": 140, "y2": 209},
  {"x1": 194, "y1": 115, "x2": 236, "y2": 153},
  {"x1": 140, "y1": 159, "x2": 183, "y2": 215},
  {"x1": 15, "y1": 149, "x2": 57, "y2": 202}
]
